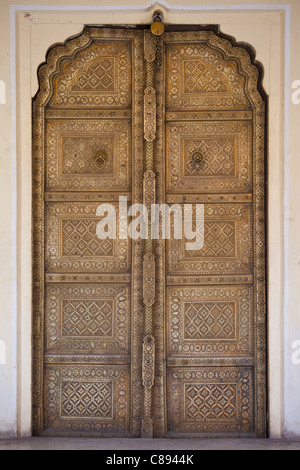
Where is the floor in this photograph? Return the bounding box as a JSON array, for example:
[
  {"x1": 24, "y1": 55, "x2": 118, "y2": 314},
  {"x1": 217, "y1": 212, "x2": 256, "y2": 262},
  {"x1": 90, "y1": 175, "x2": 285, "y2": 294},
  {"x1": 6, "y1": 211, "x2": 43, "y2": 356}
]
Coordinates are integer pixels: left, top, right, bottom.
[{"x1": 0, "y1": 438, "x2": 300, "y2": 450}]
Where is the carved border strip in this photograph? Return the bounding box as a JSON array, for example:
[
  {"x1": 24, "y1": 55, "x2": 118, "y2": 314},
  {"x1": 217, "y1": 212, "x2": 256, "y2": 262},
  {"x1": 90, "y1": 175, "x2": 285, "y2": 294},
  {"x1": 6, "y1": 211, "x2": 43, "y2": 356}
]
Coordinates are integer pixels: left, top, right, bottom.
[
  {"x1": 141, "y1": 30, "x2": 158, "y2": 438},
  {"x1": 144, "y1": 87, "x2": 157, "y2": 142},
  {"x1": 142, "y1": 334, "x2": 156, "y2": 389},
  {"x1": 143, "y1": 253, "x2": 156, "y2": 307}
]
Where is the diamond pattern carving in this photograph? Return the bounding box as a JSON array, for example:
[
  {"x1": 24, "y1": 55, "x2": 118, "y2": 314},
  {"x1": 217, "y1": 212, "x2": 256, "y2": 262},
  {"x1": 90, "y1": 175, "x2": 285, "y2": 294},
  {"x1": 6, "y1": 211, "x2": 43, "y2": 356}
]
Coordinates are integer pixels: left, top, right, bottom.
[
  {"x1": 62, "y1": 219, "x2": 113, "y2": 257},
  {"x1": 44, "y1": 364, "x2": 130, "y2": 433},
  {"x1": 61, "y1": 381, "x2": 113, "y2": 418},
  {"x1": 185, "y1": 384, "x2": 237, "y2": 420},
  {"x1": 166, "y1": 121, "x2": 252, "y2": 193},
  {"x1": 184, "y1": 302, "x2": 236, "y2": 340},
  {"x1": 196, "y1": 221, "x2": 236, "y2": 258},
  {"x1": 166, "y1": 44, "x2": 250, "y2": 110},
  {"x1": 45, "y1": 284, "x2": 130, "y2": 355},
  {"x1": 184, "y1": 138, "x2": 235, "y2": 176},
  {"x1": 168, "y1": 286, "x2": 252, "y2": 357},
  {"x1": 46, "y1": 119, "x2": 130, "y2": 192},
  {"x1": 184, "y1": 61, "x2": 227, "y2": 93},
  {"x1": 49, "y1": 40, "x2": 131, "y2": 107},
  {"x1": 62, "y1": 136, "x2": 113, "y2": 175},
  {"x1": 71, "y1": 58, "x2": 115, "y2": 92},
  {"x1": 46, "y1": 202, "x2": 130, "y2": 274},
  {"x1": 62, "y1": 300, "x2": 113, "y2": 337},
  {"x1": 167, "y1": 367, "x2": 253, "y2": 434},
  {"x1": 168, "y1": 204, "x2": 251, "y2": 276}
]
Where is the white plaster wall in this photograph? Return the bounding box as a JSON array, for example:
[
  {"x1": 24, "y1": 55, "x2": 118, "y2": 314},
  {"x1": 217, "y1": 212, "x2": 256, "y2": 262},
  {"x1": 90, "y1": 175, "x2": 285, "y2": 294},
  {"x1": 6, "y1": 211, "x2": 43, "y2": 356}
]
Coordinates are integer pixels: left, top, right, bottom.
[
  {"x1": 0, "y1": 0, "x2": 16, "y2": 437},
  {"x1": 0, "y1": 0, "x2": 299, "y2": 439},
  {"x1": 287, "y1": 0, "x2": 300, "y2": 437}
]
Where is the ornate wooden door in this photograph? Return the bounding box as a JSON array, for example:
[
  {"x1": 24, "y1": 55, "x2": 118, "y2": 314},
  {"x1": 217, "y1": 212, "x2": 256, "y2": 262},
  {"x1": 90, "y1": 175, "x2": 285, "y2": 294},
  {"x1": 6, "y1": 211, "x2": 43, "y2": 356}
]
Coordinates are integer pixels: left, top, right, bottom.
[
  {"x1": 33, "y1": 26, "x2": 266, "y2": 437},
  {"x1": 33, "y1": 28, "x2": 145, "y2": 437}
]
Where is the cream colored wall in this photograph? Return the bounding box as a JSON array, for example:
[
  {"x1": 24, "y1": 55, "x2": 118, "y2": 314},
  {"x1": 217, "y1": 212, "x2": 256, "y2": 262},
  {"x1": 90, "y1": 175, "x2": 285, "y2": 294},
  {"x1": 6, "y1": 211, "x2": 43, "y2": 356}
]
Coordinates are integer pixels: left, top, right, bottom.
[
  {"x1": 0, "y1": 0, "x2": 16, "y2": 437},
  {"x1": 0, "y1": 0, "x2": 299, "y2": 439},
  {"x1": 288, "y1": 0, "x2": 300, "y2": 438}
]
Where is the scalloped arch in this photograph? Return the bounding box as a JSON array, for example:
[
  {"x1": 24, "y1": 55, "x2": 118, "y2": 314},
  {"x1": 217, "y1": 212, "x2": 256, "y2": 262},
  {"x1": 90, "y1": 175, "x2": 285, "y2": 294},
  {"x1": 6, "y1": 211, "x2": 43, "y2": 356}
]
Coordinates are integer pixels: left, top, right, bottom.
[{"x1": 34, "y1": 25, "x2": 267, "y2": 111}]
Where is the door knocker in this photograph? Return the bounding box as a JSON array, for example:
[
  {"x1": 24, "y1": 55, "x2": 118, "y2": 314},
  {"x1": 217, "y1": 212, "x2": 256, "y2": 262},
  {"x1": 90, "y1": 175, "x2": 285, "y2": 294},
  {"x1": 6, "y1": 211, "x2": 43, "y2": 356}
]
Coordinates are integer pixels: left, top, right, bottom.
[
  {"x1": 192, "y1": 151, "x2": 205, "y2": 170},
  {"x1": 94, "y1": 150, "x2": 107, "y2": 170}
]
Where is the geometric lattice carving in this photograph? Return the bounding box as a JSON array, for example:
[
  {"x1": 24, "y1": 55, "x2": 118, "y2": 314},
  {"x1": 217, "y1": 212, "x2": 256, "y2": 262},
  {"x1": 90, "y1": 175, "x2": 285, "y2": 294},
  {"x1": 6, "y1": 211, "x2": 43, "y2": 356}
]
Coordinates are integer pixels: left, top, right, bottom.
[
  {"x1": 185, "y1": 384, "x2": 237, "y2": 420},
  {"x1": 50, "y1": 40, "x2": 131, "y2": 107},
  {"x1": 62, "y1": 300, "x2": 113, "y2": 337},
  {"x1": 46, "y1": 202, "x2": 130, "y2": 274},
  {"x1": 44, "y1": 364, "x2": 130, "y2": 433},
  {"x1": 166, "y1": 121, "x2": 252, "y2": 194},
  {"x1": 61, "y1": 381, "x2": 113, "y2": 418},
  {"x1": 62, "y1": 136, "x2": 113, "y2": 175},
  {"x1": 45, "y1": 284, "x2": 130, "y2": 355},
  {"x1": 46, "y1": 119, "x2": 130, "y2": 192},
  {"x1": 184, "y1": 61, "x2": 228, "y2": 93},
  {"x1": 62, "y1": 219, "x2": 113, "y2": 257},
  {"x1": 195, "y1": 222, "x2": 235, "y2": 258},
  {"x1": 167, "y1": 367, "x2": 253, "y2": 434},
  {"x1": 168, "y1": 286, "x2": 252, "y2": 357},
  {"x1": 184, "y1": 302, "x2": 236, "y2": 340},
  {"x1": 166, "y1": 43, "x2": 249, "y2": 110},
  {"x1": 168, "y1": 204, "x2": 252, "y2": 276},
  {"x1": 71, "y1": 58, "x2": 115, "y2": 92},
  {"x1": 185, "y1": 139, "x2": 235, "y2": 176},
  {"x1": 45, "y1": 117, "x2": 130, "y2": 192}
]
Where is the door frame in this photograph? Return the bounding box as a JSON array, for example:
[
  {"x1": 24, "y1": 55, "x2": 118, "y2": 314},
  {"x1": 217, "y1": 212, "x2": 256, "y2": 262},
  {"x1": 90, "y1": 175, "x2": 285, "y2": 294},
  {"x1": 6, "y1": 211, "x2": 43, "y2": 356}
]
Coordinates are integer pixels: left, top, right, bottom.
[{"x1": 11, "y1": 4, "x2": 287, "y2": 438}]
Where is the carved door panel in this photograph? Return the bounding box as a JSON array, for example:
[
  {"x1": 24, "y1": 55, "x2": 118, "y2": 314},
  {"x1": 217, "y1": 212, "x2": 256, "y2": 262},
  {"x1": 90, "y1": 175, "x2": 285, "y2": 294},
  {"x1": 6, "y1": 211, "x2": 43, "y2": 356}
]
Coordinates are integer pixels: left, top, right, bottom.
[
  {"x1": 153, "y1": 30, "x2": 266, "y2": 438},
  {"x1": 33, "y1": 26, "x2": 266, "y2": 438}
]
